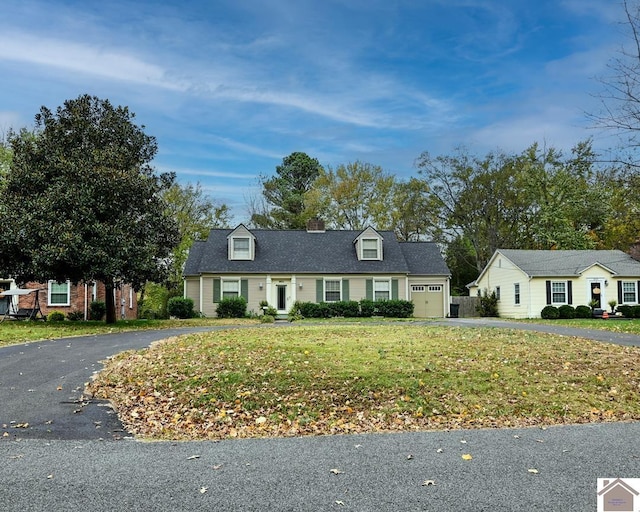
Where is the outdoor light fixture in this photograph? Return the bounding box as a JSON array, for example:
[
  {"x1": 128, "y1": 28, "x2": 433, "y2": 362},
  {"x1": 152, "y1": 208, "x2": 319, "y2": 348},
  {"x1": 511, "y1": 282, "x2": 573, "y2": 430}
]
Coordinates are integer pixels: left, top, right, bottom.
[
  {"x1": 299, "y1": 283, "x2": 303, "y2": 289},
  {"x1": 259, "y1": 283, "x2": 263, "y2": 289},
  {"x1": 605, "y1": 280, "x2": 609, "y2": 287}
]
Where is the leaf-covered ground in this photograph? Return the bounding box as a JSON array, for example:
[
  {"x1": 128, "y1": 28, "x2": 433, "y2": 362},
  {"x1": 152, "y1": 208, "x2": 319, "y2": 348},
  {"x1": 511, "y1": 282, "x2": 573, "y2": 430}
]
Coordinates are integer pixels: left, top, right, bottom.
[{"x1": 87, "y1": 325, "x2": 640, "y2": 440}]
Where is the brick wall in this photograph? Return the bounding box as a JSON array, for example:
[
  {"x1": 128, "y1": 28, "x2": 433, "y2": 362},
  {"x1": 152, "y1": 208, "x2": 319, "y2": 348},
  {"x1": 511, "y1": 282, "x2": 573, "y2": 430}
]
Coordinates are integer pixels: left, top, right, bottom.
[{"x1": 14, "y1": 281, "x2": 138, "y2": 320}]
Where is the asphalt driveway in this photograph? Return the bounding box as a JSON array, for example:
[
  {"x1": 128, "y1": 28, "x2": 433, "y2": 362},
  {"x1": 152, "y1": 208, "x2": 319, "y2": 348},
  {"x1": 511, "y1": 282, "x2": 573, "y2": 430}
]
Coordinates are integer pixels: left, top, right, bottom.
[{"x1": 1, "y1": 320, "x2": 639, "y2": 511}]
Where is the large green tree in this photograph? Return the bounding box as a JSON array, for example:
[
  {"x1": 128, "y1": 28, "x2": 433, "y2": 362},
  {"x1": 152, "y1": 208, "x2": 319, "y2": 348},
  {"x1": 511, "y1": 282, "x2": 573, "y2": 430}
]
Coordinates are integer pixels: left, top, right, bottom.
[
  {"x1": 0, "y1": 94, "x2": 179, "y2": 323},
  {"x1": 416, "y1": 141, "x2": 611, "y2": 271},
  {"x1": 306, "y1": 161, "x2": 396, "y2": 230},
  {"x1": 250, "y1": 151, "x2": 323, "y2": 229},
  {"x1": 163, "y1": 181, "x2": 231, "y2": 291}
]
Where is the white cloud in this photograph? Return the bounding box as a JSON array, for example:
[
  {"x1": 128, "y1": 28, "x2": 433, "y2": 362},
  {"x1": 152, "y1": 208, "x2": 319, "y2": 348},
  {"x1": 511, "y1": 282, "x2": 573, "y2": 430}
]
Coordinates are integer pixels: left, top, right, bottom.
[{"x1": 0, "y1": 31, "x2": 187, "y2": 91}]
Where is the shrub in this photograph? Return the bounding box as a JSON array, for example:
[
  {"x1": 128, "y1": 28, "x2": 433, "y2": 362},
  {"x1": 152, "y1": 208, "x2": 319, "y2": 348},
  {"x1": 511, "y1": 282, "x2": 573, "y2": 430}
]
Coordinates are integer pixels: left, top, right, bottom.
[
  {"x1": 558, "y1": 304, "x2": 576, "y2": 319},
  {"x1": 167, "y1": 297, "x2": 195, "y2": 319},
  {"x1": 48, "y1": 311, "x2": 65, "y2": 322},
  {"x1": 477, "y1": 290, "x2": 499, "y2": 317},
  {"x1": 376, "y1": 299, "x2": 414, "y2": 318},
  {"x1": 216, "y1": 297, "x2": 247, "y2": 318},
  {"x1": 260, "y1": 314, "x2": 275, "y2": 324},
  {"x1": 575, "y1": 305, "x2": 592, "y2": 319},
  {"x1": 329, "y1": 301, "x2": 360, "y2": 317},
  {"x1": 89, "y1": 301, "x2": 106, "y2": 321},
  {"x1": 359, "y1": 299, "x2": 375, "y2": 317},
  {"x1": 541, "y1": 305, "x2": 559, "y2": 319},
  {"x1": 617, "y1": 305, "x2": 634, "y2": 318},
  {"x1": 633, "y1": 305, "x2": 640, "y2": 318},
  {"x1": 66, "y1": 310, "x2": 84, "y2": 321}
]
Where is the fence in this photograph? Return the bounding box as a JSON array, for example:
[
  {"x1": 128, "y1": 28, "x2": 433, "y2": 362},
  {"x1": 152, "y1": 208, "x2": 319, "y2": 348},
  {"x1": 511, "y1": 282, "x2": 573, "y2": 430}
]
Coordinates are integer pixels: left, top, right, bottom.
[{"x1": 450, "y1": 296, "x2": 480, "y2": 318}]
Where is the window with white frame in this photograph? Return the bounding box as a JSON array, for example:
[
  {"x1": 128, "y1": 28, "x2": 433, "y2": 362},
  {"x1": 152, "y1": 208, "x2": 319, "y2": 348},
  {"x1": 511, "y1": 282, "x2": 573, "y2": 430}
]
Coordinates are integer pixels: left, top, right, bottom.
[
  {"x1": 362, "y1": 238, "x2": 379, "y2": 259},
  {"x1": 49, "y1": 281, "x2": 70, "y2": 306},
  {"x1": 324, "y1": 279, "x2": 341, "y2": 302},
  {"x1": 222, "y1": 280, "x2": 240, "y2": 299},
  {"x1": 623, "y1": 281, "x2": 637, "y2": 303},
  {"x1": 514, "y1": 283, "x2": 520, "y2": 305},
  {"x1": 232, "y1": 237, "x2": 250, "y2": 259},
  {"x1": 374, "y1": 279, "x2": 390, "y2": 301},
  {"x1": 551, "y1": 281, "x2": 566, "y2": 304},
  {"x1": 496, "y1": 286, "x2": 501, "y2": 301}
]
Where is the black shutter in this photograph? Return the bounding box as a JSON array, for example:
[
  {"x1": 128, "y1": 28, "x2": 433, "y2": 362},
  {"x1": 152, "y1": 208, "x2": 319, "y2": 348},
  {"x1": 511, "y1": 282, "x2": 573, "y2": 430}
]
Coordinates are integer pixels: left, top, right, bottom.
[
  {"x1": 618, "y1": 281, "x2": 623, "y2": 304},
  {"x1": 567, "y1": 281, "x2": 573, "y2": 305},
  {"x1": 545, "y1": 281, "x2": 551, "y2": 305}
]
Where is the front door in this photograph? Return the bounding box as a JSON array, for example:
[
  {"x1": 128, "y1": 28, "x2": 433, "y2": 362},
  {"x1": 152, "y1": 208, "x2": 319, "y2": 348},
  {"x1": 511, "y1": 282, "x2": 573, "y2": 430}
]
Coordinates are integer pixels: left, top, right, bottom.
[
  {"x1": 591, "y1": 282, "x2": 603, "y2": 308},
  {"x1": 276, "y1": 284, "x2": 288, "y2": 314}
]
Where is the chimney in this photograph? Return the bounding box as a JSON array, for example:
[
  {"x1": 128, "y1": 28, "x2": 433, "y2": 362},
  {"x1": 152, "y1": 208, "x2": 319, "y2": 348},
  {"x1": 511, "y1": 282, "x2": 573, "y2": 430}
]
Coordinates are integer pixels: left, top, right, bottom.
[{"x1": 306, "y1": 218, "x2": 325, "y2": 233}]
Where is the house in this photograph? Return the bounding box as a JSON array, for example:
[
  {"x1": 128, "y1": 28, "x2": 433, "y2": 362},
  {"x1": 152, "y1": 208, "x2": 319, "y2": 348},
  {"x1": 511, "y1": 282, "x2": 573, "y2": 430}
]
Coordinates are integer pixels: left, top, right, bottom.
[
  {"x1": 183, "y1": 221, "x2": 451, "y2": 318},
  {"x1": 468, "y1": 249, "x2": 640, "y2": 319},
  {"x1": 598, "y1": 478, "x2": 638, "y2": 511},
  {"x1": 0, "y1": 279, "x2": 137, "y2": 320}
]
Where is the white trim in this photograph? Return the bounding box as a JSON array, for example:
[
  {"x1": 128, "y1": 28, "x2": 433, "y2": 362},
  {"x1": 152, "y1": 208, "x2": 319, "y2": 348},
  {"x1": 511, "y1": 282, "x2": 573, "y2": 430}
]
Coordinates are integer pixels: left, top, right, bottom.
[
  {"x1": 323, "y1": 278, "x2": 342, "y2": 302},
  {"x1": 48, "y1": 280, "x2": 70, "y2": 306}
]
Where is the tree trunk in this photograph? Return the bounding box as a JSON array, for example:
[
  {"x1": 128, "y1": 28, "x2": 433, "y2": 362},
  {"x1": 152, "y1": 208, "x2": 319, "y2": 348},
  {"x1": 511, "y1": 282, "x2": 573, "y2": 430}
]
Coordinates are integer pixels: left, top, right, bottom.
[{"x1": 105, "y1": 281, "x2": 116, "y2": 324}]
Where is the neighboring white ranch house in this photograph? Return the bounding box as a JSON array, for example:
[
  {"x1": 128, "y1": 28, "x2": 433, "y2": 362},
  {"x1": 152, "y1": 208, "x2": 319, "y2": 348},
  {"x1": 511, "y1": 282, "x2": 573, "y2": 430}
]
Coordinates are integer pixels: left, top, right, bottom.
[
  {"x1": 468, "y1": 249, "x2": 640, "y2": 319},
  {"x1": 183, "y1": 221, "x2": 451, "y2": 318}
]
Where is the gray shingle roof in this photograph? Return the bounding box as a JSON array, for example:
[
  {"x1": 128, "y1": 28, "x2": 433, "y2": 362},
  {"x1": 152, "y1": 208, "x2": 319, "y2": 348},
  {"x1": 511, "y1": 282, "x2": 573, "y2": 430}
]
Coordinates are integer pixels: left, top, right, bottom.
[
  {"x1": 184, "y1": 228, "x2": 449, "y2": 276},
  {"x1": 499, "y1": 249, "x2": 640, "y2": 277}
]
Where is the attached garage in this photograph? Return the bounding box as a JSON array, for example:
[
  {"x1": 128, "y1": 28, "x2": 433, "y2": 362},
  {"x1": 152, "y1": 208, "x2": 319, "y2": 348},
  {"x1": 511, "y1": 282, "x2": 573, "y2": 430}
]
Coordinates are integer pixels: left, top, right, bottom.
[{"x1": 410, "y1": 283, "x2": 446, "y2": 317}]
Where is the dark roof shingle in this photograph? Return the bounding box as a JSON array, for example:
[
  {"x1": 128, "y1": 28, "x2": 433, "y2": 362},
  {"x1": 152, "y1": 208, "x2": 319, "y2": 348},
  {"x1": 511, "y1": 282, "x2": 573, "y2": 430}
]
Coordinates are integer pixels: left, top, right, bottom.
[{"x1": 184, "y1": 228, "x2": 449, "y2": 276}]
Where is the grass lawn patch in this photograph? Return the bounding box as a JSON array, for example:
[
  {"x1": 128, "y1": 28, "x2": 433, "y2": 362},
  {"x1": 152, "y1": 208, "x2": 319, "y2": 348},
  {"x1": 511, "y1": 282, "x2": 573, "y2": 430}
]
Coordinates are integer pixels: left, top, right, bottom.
[
  {"x1": 0, "y1": 318, "x2": 258, "y2": 346},
  {"x1": 87, "y1": 324, "x2": 640, "y2": 440}
]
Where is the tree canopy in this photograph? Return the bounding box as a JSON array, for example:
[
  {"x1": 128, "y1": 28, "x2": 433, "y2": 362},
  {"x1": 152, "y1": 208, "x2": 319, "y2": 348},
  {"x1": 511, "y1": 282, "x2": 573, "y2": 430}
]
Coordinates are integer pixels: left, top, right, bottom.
[
  {"x1": 0, "y1": 94, "x2": 180, "y2": 323},
  {"x1": 251, "y1": 151, "x2": 323, "y2": 229}
]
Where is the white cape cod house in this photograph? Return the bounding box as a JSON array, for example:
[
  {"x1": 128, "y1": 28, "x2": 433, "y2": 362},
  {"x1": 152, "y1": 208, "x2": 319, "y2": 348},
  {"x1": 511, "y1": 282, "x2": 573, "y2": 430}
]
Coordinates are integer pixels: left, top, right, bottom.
[
  {"x1": 183, "y1": 222, "x2": 451, "y2": 318},
  {"x1": 469, "y1": 249, "x2": 640, "y2": 318}
]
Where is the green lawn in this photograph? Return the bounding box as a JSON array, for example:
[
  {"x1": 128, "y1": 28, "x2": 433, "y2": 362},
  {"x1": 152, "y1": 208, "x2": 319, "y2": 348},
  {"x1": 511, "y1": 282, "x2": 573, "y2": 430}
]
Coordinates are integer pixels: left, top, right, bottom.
[
  {"x1": 87, "y1": 324, "x2": 640, "y2": 440},
  {"x1": 0, "y1": 318, "x2": 258, "y2": 346}
]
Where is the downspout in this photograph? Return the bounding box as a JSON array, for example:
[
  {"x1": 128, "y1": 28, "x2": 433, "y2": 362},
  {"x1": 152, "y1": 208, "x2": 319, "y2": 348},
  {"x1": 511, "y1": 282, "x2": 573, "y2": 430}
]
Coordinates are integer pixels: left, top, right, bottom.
[{"x1": 84, "y1": 283, "x2": 88, "y2": 321}]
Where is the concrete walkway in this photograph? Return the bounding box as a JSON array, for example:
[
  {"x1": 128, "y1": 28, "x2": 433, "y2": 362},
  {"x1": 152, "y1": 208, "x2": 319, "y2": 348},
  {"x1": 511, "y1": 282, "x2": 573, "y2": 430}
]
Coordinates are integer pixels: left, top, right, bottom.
[{"x1": 1, "y1": 322, "x2": 639, "y2": 511}]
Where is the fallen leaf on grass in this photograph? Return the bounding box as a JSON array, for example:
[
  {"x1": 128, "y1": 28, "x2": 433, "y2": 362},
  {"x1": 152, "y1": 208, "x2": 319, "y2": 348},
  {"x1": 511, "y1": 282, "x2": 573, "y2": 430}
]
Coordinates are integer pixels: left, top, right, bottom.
[
  {"x1": 461, "y1": 454, "x2": 473, "y2": 461},
  {"x1": 330, "y1": 468, "x2": 344, "y2": 474},
  {"x1": 528, "y1": 469, "x2": 539, "y2": 474},
  {"x1": 13, "y1": 423, "x2": 29, "y2": 429}
]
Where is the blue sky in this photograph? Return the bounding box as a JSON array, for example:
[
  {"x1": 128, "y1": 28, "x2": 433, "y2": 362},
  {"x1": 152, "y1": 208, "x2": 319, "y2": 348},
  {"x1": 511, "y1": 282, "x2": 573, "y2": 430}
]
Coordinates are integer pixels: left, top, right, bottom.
[{"x1": 0, "y1": 0, "x2": 627, "y2": 222}]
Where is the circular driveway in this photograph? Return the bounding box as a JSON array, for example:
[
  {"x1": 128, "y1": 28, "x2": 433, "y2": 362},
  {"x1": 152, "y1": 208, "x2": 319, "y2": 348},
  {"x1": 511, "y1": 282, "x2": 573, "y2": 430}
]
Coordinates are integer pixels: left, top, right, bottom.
[{"x1": 1, "y1": 321, "x2": 639, "y2": 511}]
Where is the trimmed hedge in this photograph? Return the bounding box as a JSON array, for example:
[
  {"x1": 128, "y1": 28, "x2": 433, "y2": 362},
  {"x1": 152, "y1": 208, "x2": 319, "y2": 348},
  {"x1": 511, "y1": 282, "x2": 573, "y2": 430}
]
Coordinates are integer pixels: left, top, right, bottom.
[
  {"x1": 48, "y1": 311, "x2": 65, "y2": 322},
  {"x1": 558, "y1": 304, "x2": 576, "y2": 319},
  {"x1": 167, "y1": 297, "x2": 195, "y2": 319},
  {"x1": 375, "y1": 300, "x2": 414, "y2": 318},
  {"x1": 617, "y1": 305, "x2": 634, "y2": 318},
  {"x1": 295, "y1": 299, "x2": 413, "y2": 319},
  {"x1": 541, "y1": 305, "x2": 559, "y2": 319},
  {"x1": 329, "y1": 301, "x2": 360, "y2": 318},
  {"x1": 359, "y1": 299, "x2": 375, "y2": 317},
  {"x1": 575, "y1": 305, "x2": 592, "y2": 319},
  {"x1": 89, "y1": 301, "x2": 106, "y2": 321},
  {"x1": 216, "y1": 297, "x2": 247, "y2": 318}
]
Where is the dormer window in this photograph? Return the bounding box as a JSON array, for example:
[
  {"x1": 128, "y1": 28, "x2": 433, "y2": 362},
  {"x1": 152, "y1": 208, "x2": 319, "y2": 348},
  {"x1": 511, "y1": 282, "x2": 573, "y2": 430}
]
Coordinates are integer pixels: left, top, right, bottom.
[
  {"x1": 232, "y1": 237, "x2": 250, "y2": 259},
  {"x1": 354, "y1": 227, "x2": 384, "y2": 261},
  {"x1": 227, "y1": 224, "x2": 256, "y2": 261},
  {"x1": 362, "y1": 238, "x2": 379, "y2": 259}
]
